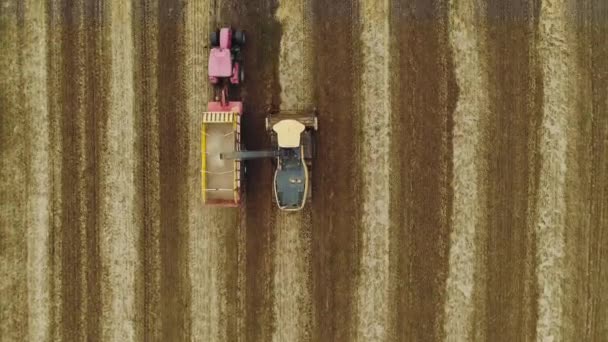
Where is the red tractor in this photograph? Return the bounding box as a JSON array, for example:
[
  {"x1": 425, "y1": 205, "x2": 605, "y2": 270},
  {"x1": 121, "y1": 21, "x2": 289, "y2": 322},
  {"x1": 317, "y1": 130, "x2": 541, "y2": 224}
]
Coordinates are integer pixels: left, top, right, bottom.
[{"x1": 208, "y1": 27, "x2": 246, "y2": 106}]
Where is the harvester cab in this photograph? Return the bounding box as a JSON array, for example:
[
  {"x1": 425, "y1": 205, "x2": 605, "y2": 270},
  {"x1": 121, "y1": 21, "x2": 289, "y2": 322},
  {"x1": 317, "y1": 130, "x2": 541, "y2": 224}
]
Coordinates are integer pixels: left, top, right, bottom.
[{"x1": 269, "y1": 116, "x2": 316, "y2": 211}]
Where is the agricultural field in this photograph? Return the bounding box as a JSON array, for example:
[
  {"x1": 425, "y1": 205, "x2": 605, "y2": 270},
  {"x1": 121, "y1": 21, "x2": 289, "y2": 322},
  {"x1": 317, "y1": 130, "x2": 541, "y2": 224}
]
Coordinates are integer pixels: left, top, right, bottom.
[{"x1": 1, "y1": 0, "x2": 607, "y2": 341}]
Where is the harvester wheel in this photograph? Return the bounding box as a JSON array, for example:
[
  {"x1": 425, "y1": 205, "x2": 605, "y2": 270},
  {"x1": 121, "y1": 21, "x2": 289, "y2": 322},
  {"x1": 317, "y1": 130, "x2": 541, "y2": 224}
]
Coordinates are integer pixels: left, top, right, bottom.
[
  {"x1": 311, "y1": 134, "x2": 317, "y2": 159},
  {"x1": 308, "y1": 184, "x2": 312, "y2": 200},
  {"x1": 234, "y1": 30, "x2": 246, "y2": 46},
  {"x1": 307, "y1": 169, "x2": 313, "y2": 200},
  {"x1": 210, "y1": 31, "x2": 219, "y2": 47}
]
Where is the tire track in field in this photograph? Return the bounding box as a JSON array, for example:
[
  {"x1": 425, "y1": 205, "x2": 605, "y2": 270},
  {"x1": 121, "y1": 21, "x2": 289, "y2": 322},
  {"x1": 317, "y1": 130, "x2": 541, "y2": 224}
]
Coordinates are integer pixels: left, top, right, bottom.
[
  {"x1": 157, "y1": 1, "x2": 192, "y2": 340},
  {"x1": 565, "y1": 1, "x2": 594, "y2": 338},
  {"x1": 563, "y1": 0, "x2": 608, "y2": 340},
  {"x1": 585, "y1": 2, "x2": 608, "y2": 338},
  {"x1": 310, "y1": 1, "x2": 362, "y2": 340},
  {"x1": 220, "y1": 1, "x2": 289, "y2": 340},
  {"x1": 220, "y1": 0, "x2": 283, "y2": 340},
  {"x1": 185, "y1": 1, "x2": 238, "y2": 341},
  {"x1": 58, "y1": 1, "x2": 91, "y2": 339},
  {"x1": 132, "y1": 0, "x2": 161, "y2": 340},
  {"x1": 535, "y1": 0, "x2": 577, "y2": 340},
  {"x1": 444, "y1": 0, "x2": 490, "y2": 340},
  {"x1": 193, "y1": 1, "x2": 254, "y2": 341},
  {"x1": 388, "y1": 1, "x2": 456, "y2": 340},
  {"x1": 0, "y1": 2, "x2": 28, "y2": 340},
  {"x1": 482, "y1": 1, "x2": 541, "y2": 340},
  {"x1": 200, "y1": 3, "x2": 249, "y2": 341},
  {"x1": 82, "y1": 2, "x2": 106, "y2": 339},
  {"x1": 273, "y1": 1, "x2": 314, "y2": 340},
  {"x1": 356, "y1": 0, "x2": 391, "y2": 340},
  {"x1": 46, "y1": 2, "x2": 65, "y2": 339},
  {"x1": 57, "y1": 1, "x2": 106, "y2": 340}
]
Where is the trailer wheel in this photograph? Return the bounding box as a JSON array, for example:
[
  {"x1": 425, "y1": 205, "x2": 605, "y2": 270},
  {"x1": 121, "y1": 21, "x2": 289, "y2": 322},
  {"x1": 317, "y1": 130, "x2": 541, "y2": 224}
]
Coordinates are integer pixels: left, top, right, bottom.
[{"x1": 210, "y1": 31, "x2": 219, "y2": 47}]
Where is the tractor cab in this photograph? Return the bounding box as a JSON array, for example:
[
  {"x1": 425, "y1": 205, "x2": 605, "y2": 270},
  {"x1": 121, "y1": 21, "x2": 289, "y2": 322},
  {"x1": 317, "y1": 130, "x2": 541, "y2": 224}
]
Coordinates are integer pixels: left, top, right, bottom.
[{"x1": 208, "y1": 28, "x2": 245, "y2": 88}]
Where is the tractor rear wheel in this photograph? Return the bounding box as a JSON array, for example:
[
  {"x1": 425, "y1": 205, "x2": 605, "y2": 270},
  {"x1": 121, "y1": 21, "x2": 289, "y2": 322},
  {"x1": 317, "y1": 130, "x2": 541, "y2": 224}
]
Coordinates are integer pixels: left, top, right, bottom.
[
  {"x1": 210, "y1": 31, "x2": 219, "y2": 47},
  {"x1": 234, "y1": 30, "x2": 246, "y2": 46}
]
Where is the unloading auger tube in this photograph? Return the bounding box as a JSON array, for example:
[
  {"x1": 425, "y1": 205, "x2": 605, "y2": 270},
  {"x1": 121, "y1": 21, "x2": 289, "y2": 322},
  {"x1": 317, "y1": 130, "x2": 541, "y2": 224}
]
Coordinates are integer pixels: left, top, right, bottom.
[{"x1": 219, "y1": 150, "x2": 278, "y2": 160}]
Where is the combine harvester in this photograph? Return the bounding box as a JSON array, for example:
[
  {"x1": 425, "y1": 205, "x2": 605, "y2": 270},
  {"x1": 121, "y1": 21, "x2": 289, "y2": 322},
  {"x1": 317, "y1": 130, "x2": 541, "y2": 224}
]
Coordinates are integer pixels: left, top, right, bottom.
[{"x1": 202, "y1": 27, "x2": 318, "y2": 211}]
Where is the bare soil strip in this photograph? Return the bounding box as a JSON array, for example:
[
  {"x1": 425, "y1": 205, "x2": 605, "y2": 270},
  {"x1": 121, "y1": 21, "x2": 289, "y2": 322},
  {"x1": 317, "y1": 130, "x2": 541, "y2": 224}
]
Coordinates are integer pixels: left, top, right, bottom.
[
  {"x1": 273, "y1": 1, "x2": 314, "y2": 340},
  {"x1": 217, "y1": 1, "x2": 283, "y2": 340},
  {"x1": 99, "y1": 2, "x2": 139, "y2": 341},
  {"x1": 534, "y1": 0, "x2": 578, "y2": 340},
  {"x1": 46, "y1": 2, "x2": 64, "y2": 340},
  {"x1": 444, "y1": 1, "x2": 490, "y2": 340},
  {"x1": 83, "y1": 2, "x2": 106, "y2": 339},
  {"x1": 59, "y1": 2, "x2": 90, "y2": 340},
  {"x1": 586, "y1": 2, "x2": 608, "y2": 338},
  {"x1": 356, "y1": 0, "x2": 391, "y2": 340},
  {"x1": 132, "y1": 0, "x2": 162, "y2": 340},
  {"x1": 157, "y1": 1, "x2": 192, "y2": 340},
  {"x1": 563, "y1": 0, "x2": 608, "y2": 340},
  {"x1": 310, "y1": 1, "x2": 362, "y2": 340},
  {"x1": 213, "y1": 3, "x2": 262, "y2": 341},
  {"x1": 482, "y1": 1, "x2": 541, "y2": 340},
  {"x1": 0, "y1": 2, "x2": 28, "y2": 340},
  {"x1": 388, "y1": 1, "x2": 456, "y2": 340},
  {"x1": 21, "y1": 1, "x2": 52, "y2": 341},
  {"x1": 565, "y1": 1, "x2": 593, "y2": 338},
  {"x1": 57, "y1": 1, "x2": 105, "y2": 340}
]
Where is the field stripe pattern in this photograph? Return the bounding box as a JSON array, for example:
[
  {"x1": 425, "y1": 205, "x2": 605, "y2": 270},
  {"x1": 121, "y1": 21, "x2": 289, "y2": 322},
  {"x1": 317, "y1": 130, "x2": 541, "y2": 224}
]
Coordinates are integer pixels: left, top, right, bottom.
[
  {"x1": 444, "y1": 0, "x2": 490, "y2": 340},
  {"x1": 23, "y1": 1, "x2": 52, "y2": 340},
  {"x1": 535, "y1": 0, "x2": 577, "y2": 340},
  {"x1": 272, "y1": 1, "x2": 315, "y2": 341},
  {"x1": 388, "y1": 0, "x2": 456, "y2": 340},
  {"x1": 482, "y1": 1, "x2": 541, "y2": 340},
  {"x1": 0, "y1": 1, "x2": 606, "y2": 341},
  {"x1": 356, "y1": 0, "x2": 392, "y2": 340}
]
